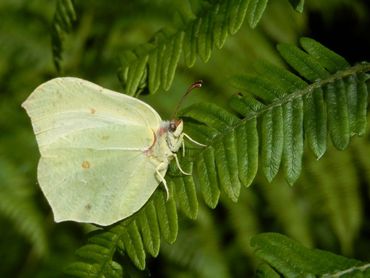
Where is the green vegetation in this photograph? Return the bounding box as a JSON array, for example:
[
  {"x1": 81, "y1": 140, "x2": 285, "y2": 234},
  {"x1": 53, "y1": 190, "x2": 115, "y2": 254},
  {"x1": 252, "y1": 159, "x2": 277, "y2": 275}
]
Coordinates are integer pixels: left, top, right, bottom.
[{"x1": 1, "y1": 0, "x2": 370, "y2": 277}]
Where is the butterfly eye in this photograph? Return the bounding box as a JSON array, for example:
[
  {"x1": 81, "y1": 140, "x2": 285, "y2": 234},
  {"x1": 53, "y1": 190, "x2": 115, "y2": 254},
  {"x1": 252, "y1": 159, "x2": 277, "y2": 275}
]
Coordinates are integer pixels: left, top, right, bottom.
[{"x1": 169, "y1": 121, "x2": 177, "y2": 132}]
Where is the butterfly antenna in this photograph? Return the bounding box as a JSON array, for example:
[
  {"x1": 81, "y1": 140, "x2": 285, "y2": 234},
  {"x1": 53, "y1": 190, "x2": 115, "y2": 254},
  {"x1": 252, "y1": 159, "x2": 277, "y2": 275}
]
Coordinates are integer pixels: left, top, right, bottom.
[{"x1": 172, "y1": 80, "x2": 203, "y2": 119}]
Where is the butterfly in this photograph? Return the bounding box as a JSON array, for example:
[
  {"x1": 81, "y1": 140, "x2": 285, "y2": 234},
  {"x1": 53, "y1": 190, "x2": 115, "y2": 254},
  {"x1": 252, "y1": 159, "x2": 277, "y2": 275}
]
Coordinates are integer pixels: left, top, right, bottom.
[{"x1": 22, "y1": 77, "x2": 204, "y2": 226}]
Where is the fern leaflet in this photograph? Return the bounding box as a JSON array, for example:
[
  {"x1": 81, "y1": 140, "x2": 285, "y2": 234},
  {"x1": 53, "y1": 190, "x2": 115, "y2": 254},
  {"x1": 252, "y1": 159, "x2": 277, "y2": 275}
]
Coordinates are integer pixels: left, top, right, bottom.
[
  {"x1": 251, "y1": 233, "x2": 369, "y2": 277},
  {"x1": 51, "y1": 0, "x2": 77, "y2": 72}
]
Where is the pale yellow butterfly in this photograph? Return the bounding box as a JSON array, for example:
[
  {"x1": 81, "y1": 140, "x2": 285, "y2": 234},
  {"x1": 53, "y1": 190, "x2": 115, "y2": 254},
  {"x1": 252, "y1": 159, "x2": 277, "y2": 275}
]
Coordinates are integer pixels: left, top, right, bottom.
[{"x1": 22, "y1": 77, "x2": 204, "y2": 226}]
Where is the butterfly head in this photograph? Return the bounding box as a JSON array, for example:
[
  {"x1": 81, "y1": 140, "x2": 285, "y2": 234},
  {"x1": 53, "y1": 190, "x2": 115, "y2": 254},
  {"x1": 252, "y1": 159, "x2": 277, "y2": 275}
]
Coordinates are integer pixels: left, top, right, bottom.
[
  {"x1": 169, "y1": 119, "x2": 183, "y2": 137},
  {"x1": 163, "y1": 119, "x2": 183, "y2": 153}
]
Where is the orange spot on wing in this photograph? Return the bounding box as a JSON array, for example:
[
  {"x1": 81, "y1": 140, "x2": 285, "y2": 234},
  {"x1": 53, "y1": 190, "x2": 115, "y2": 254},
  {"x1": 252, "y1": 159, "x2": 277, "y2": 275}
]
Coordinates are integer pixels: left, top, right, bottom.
[{"x1": 82, "y1": 160, "x2": 90, "y2": 169}]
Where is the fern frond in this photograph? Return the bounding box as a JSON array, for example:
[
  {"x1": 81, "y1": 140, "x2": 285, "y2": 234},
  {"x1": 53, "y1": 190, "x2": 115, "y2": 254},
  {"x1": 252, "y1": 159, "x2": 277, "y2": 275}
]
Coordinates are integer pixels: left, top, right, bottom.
[
  {"x1": 118, "y1": 0, "x2": 255, "y2": 95},
  {"x1": 65, "y1": 222, "x2": 147, "y2": 276},
  {"x1": 0, "y1": 160, "x2": 47, "y2": 257},
  {"x1": 65, "y1": 229, "x2": 123, "y2": 277},
  {"x1": 67, "y1": 38, "x2": 369, "y2": 275},
  {"x1": 51, "y1": 0, "x2": 76, "y2": 72},
  {"x1": 251, "y1": 233, "x2": 370, "y2": 277},
  {"x1": 182, "y1": 37, "x2": 369, "y2": 205},
  {"x1": 303, "y1": 147, "x2": 362, "y2": 255}
]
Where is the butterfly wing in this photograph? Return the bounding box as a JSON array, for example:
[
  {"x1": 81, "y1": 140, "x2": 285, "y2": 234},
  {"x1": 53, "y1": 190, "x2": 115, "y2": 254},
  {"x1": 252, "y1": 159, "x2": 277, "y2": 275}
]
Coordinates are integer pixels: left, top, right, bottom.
[
  {"x1": 23, "y1": 77, "x2": 162, "y2": 152},
  {"x1": 22, "y1": 77, "x2": 165, "y2": 225},
  {"x1": 38, "y1": 147, "x2": 166, "y2": 225}
]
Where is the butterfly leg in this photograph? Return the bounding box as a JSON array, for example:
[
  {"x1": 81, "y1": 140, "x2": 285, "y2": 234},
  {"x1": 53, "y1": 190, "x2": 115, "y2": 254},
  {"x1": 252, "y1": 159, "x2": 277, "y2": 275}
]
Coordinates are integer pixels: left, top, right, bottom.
[
  {"x1": 174, "y1": 154, "x2": 191, "y2": 176},
  {"x1": 155, "y1": 163, "x2": 170, "y2": 200},
  {"x1": 183, "y1": 133, "x2": 206, "y2": 147},
  {"x1": 181, "y1": 139, "x2": 185, "y2": 157},
  {"x1": 179, "y1": 133, "x2": 204, "y2": 157}
]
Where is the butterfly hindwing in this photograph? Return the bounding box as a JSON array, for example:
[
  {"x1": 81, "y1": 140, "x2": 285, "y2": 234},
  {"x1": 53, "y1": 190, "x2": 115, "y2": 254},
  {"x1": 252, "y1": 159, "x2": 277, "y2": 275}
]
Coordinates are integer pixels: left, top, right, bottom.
[{"x1": 38, "y1": 148, "x2": 165, "y2": 225}]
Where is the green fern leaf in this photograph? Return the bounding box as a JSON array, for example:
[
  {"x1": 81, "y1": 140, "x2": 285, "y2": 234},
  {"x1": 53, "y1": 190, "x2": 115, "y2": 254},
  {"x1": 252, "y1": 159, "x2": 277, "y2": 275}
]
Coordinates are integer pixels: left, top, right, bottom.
[
  {"x1": 217, "y1": 130, "x2": 243, "y2": 201},
  {"x1": 255, "y1": 263, "x2": 280, "y2": 277},
  {"x1": 171, "y1": 174, "x2": 199, "y2": 220},
  {"x1": 153, "y1": 189, "x2": 178, "y2": 244},
  {"x1": 122, "y1": 51, "x2": 149, "y2": 96},
  {"x1": 236, "y1": 121, "x2": 259, "y2": 187},
  {"x1": 231, "y1": 75, "x2": 283, "y2": 100},
  {"x1": 282, "y1": 98, "x2": 304, "y2": 184},
  {"x1": 261, "y1": 107, "x2": 284, "y2": 182},
  {"x1": 120, "y1": 221, "x2": 146, "y2": 270},
  {"x1": 303, "y1": 87, "x2": 327, "y2": 158},
  {"x1": 251, "y1": 233, "x2": 368, "y2": 277},
  {"x1": 228, "y1": 92, "x2": 264, "y2": 115},
  {"x1": 75, "y1": 244, "x2": 111, "y2": 263},
  {"x1": 183, "y1": 102, "x2": 239, "y2": 130},
  {"x1": 213, "y1": 2, "x2": 229, "y2": 48},
  {"x1": 148, "y1": 46, "x2": 161, "y2": 94},
  {"x1": 247, "y1": 0, "x2": 269, "y2": 28},
  {"x1": 65, "y1": 262, "x2": 102, "y2": 277},
  {"x1": 254, "y1": 61, "x2": 307, "y2": 91},
  {"x1": 277, "y1": 43, "x2": 330, "y2": 81},
  {"x1": 300, "y1": 37, "x2": 350, "y2": 72},
  {"x1": 198, "y1": 12, "x2": 213, "y2": 62},
  {"x1": 326, "y1": 80, "x2": 350, "y2": 150},
  {"x1": 137, "y1": 201, "x2": 161, "y2": 257},
  {"x1": 51, "y1": 0, "x2": 76, "y2": 72},
  {"x1": 183, "y1": 18, "x2": 200, "y2": 67},
  {"x1": 229, "y1": 0, "x2": 250, "y2": 33},
  {"x1": 165, "y1": 32, "x2": 184, "y2": 90},
  {"x1": 196, "y1": 146, "x2": 221, "y2": 208},
  {"x1": 65, "y1": 229, "x2": 122, "y2": 277},
  {"x1": 288, "y1": 0, "x2": 305, "y2": 13},
  {"x1": 347, "y1": 73, "x2": 369, "y2": 136},
  {"x1": 65, "y1": 261, "x2": 123, "y2": 278}
]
